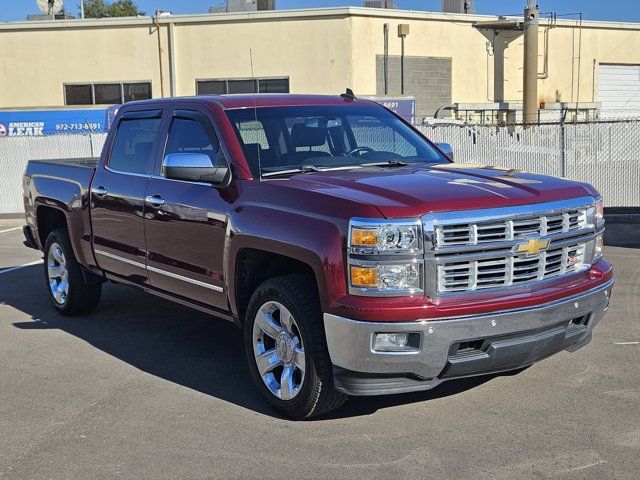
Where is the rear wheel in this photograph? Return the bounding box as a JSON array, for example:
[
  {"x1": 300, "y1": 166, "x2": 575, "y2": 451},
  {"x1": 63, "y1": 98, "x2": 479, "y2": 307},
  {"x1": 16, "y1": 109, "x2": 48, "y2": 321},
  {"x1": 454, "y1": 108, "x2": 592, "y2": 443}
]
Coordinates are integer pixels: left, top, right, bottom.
[
  {"x1": 44, "y1": 228, "x2": 102, "y2": 315},
  {"x1": 244, "y1": 274, "x2": 346, "y2": 419}
]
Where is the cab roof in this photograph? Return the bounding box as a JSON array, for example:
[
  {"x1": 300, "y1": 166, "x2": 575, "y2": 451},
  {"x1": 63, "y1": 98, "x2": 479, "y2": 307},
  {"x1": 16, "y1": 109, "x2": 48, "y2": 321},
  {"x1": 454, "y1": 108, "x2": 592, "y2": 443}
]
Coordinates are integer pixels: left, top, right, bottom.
[{"x1": 125, "y1": 94, "x2": 377, "y2": 110}]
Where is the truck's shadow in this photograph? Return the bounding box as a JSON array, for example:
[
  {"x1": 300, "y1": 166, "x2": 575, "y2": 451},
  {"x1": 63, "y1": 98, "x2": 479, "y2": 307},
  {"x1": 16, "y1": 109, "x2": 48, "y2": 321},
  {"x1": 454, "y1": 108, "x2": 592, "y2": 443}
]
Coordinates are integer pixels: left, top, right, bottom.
[{"x1": 5, "y1": 264, "x2": 503, "y2": 420}]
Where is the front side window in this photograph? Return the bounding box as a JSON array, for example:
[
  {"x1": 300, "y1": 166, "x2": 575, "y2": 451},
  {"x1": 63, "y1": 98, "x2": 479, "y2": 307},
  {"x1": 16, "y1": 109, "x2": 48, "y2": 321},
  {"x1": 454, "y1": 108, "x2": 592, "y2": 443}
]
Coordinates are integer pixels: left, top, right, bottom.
[
  {"x1": 164, "y1": 112, "x2": 226, "y2": 171},
  {"x1": 226, "y1": 105, "x2": 448, "y2": 177},
  {"x1": 109, "y1": 115, "x2": 161, "y2": 174}
]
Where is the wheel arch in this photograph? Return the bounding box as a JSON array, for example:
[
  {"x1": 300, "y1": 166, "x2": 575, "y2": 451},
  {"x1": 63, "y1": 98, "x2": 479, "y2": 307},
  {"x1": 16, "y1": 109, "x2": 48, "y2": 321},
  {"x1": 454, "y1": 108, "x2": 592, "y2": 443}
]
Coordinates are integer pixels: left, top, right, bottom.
[
  {"x1": 36, "y1": 205, "x2": 68, "y2": 249},
  {"x1": 231, "y1": 244, "x2": 325, "y2": 324}
]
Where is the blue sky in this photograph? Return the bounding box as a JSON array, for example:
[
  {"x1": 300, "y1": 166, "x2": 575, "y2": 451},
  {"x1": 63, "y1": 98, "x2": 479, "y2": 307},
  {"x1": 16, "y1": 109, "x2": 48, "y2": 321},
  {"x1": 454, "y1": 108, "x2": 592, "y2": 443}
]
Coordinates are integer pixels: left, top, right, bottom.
[{"x1": 3, "y1": 1, "x2": 639, "y2": 23}]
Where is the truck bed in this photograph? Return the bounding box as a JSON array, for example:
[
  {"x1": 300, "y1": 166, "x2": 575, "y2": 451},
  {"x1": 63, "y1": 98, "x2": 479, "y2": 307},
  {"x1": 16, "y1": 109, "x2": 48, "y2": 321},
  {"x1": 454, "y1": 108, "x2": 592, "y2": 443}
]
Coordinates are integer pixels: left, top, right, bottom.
[
  {"x1": 24, "y1": 159, "x2": 98, "y2": 204},
  {"x1": 23, "y1": 158, "x2": 98, "y2": 259},
  {"x1": 27, "y1": 159, "x2": 97, "y2": 181}
]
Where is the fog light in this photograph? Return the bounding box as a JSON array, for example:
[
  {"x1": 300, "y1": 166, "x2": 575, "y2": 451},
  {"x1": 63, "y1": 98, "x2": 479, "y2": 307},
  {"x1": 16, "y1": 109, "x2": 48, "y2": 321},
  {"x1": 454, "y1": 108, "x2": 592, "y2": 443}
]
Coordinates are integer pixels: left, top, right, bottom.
[{"x1": 372, "y1": 332, "x2": 420, "y2": 352}]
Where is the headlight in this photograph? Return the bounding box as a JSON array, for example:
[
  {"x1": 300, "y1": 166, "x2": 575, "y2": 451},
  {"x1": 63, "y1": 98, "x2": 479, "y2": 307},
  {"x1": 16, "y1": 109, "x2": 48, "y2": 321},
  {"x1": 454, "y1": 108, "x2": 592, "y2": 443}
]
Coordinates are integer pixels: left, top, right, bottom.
[
  {"x1": 350, "y1": 263, "x2": 422, "y2": 293},
  {"x1": 348, "y1": 218, "x2": 424, "y2": 296},
  {"x1": 594, "y1": 233, "x2": 604, "y2": 261},
  {"x1": 349, "y1": 219, "x2": 422, "y2": 255},
  {"x1": 594, "y1": 197, "x2": 604, "y2": 227}
]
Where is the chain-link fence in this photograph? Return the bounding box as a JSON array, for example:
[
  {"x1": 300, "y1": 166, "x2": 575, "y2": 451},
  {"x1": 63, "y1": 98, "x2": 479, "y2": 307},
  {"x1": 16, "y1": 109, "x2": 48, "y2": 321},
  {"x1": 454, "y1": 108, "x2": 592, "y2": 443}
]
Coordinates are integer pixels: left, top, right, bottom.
[
  {"x1": 1, "y1": 119, "x2": 639, "y2": 215},
  {"x1": 417, "y1": 120, "x2": 640, "y2": 208},
  {"x1": 0, "y1": 133, "x2": 107, "y2": 215}
]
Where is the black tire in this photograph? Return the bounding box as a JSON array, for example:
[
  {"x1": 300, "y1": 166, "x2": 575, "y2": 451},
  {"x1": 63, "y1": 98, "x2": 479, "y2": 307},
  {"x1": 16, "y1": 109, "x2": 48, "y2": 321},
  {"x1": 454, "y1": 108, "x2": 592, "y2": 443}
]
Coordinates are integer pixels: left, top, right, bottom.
[
  {"x1": 244, "y1": 274, "x2": 346, "y2": 419},
  {"x1": 43, "y1": 228, "x2": 102, "y2": 315}
]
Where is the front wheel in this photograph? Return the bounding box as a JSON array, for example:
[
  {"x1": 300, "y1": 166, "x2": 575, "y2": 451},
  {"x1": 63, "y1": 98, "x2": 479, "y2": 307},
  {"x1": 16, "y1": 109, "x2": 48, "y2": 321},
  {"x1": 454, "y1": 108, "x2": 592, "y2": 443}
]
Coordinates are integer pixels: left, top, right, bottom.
[
  {"x1": 244, "y1": 274, "x2": 346, "y2": 419},
  {"x1": 44, "y1": 228, "x2": 102, "y2": 315}
]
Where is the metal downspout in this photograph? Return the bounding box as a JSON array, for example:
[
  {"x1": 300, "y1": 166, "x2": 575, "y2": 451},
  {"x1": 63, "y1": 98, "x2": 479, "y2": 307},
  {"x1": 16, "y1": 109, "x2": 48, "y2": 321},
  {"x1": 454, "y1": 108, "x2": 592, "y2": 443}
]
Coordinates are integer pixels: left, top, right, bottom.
[
  {"x1": 168, "y1": 22, "x2": 177, "y2": 98},
  {"x1": 383, "y1": 23, "x2": 389, "y2": 95},
  {"x1": 153, "y1": 13, "x2": 166, "y2": 98}
]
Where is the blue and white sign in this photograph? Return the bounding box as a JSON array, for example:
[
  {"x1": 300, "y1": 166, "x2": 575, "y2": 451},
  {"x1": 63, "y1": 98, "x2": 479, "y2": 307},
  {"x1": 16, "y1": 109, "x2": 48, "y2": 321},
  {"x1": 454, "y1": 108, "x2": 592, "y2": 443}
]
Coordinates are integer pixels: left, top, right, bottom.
[
  {"x1": 0, "y1": 109, "x2": 109, "y2": 137},
  {"x1": 366, "y1": 97, "x2": 416, "y2": 123}
]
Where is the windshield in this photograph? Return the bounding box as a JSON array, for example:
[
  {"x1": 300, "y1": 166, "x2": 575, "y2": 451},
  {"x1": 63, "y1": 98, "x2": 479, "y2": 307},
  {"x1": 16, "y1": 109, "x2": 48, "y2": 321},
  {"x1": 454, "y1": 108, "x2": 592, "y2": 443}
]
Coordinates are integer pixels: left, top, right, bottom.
[{"x1": 225, "y1": 105, "x2": 449, "y2": 177}]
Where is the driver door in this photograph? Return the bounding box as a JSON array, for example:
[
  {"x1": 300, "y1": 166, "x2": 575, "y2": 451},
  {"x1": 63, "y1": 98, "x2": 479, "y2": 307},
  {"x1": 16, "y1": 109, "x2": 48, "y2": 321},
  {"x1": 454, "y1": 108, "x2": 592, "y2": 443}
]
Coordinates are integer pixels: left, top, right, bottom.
[{"x1": 143, "y1": 108, "x2": 231, "y2": 309}]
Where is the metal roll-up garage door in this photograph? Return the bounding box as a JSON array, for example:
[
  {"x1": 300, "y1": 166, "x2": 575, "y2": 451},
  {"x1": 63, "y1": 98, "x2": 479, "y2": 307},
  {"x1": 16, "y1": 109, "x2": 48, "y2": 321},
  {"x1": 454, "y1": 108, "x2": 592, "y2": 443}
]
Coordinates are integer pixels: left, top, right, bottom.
[{"x1": 599, "y1": 63, "x2": 640, "y2": 118}]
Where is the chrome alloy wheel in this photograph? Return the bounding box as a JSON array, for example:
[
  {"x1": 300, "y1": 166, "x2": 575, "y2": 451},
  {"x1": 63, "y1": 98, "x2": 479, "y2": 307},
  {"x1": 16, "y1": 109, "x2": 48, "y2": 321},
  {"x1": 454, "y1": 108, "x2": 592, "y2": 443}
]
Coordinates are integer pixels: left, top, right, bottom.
[
  {"x1": 252, "y1": 301, "x2": 306, "y2": 401},
  {"x1": 47, "y1": 242, "x2": 69, "y2": 305}
]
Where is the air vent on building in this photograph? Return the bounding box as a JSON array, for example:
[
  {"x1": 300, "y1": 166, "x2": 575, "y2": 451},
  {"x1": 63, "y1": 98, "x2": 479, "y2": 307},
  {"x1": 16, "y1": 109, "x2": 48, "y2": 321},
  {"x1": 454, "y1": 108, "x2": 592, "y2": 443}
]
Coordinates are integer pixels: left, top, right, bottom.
[
  {"x1": 210, "y1": 0, "x2": 275, "y2": 13},
  {"x1": 442, "y1": 0, "x2": 473, "y2": 14},
  {"x1": 364, "y1": 0, "x2": 398, "y2": 9}
]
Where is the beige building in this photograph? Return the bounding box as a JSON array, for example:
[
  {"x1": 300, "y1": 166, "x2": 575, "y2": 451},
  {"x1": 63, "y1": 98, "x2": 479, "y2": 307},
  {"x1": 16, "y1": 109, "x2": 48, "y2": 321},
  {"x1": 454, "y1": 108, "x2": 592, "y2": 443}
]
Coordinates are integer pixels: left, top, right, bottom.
[{"x1": 2, "y1": 6, "x2": 640, "y2": 121}]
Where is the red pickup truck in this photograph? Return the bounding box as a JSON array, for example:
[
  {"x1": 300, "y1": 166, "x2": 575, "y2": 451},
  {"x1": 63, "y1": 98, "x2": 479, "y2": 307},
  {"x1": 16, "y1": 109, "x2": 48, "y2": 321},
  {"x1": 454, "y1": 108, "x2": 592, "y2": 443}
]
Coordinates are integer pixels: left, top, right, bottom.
[{"x1": 23, "y1": 94, "x2": 613, "y2": 419}]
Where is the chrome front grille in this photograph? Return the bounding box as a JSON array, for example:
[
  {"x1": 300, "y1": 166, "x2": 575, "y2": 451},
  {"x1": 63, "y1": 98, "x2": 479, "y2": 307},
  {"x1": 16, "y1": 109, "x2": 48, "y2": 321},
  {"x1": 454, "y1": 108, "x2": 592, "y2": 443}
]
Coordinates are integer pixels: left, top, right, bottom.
[
  {"x1": 423, "y1": 197, "x2": 600, "y2": 296},
  {"x1": 436, "y1": 208, "x2": 587, "y2": 247},
  {"x1": 438, "y1": 243, "x2": 587, "y2": 292}
]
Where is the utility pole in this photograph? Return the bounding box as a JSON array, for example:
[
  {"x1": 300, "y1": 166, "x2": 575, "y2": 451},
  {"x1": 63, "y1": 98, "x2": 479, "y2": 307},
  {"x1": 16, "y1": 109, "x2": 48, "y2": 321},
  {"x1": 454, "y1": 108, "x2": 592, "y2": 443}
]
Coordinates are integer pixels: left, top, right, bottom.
[
  {"x1": 523, "y1": 0, "x2": 539, "y2": 124},
  {"x1": 80, "y1": 0, "x2": 85, "y2": 19}
]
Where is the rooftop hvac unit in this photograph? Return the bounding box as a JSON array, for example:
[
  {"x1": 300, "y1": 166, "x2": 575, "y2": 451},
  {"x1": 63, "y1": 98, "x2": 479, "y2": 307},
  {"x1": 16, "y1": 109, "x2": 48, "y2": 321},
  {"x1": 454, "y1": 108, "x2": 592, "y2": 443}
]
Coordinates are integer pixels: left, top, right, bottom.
[
  {"x1": 27, "y1": 13, "x2": 75, "y2": 21},
  {"x1": 442, "y1": 0, "x2": 473, "y2": 14},
  {"x1": 210, "y1": 0, "x2": 275, "y2": 13},
  {"x1": 364, "y1": 0, "x2": 398, "y2": 9}
]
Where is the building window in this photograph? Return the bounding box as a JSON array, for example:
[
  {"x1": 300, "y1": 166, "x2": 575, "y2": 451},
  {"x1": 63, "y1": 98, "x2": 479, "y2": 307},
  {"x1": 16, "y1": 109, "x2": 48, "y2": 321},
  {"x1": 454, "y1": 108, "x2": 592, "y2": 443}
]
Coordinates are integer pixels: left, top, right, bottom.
[
  {"x1": 196, "y1": 78, "x2": 289, "y2": 95},
  {"x1": 64, "y1": 84, "x2": 93, "y2": 105},
  {"x1": 123, "y1": 83, "x2": 153, "y2": 102},
  {"x1": 64, "y1": 82, "x2": 152, "y2": 106},
  {"x1": 227, "y1": 79, "x2": 257, "y2": 94},
  {"x1": 94, "y1": 84, "x2": 122, "y2": 105},
  {"x1": 259, "y1": 78, "x2": 290, "y2": 93}
]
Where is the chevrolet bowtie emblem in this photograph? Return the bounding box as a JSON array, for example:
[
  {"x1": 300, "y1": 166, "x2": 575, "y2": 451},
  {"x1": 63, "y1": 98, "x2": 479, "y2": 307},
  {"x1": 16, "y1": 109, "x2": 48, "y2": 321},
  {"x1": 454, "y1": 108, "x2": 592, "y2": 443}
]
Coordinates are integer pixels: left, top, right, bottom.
[{"x1": 515, "y1": 236, "x2": 550, "y2": 256}]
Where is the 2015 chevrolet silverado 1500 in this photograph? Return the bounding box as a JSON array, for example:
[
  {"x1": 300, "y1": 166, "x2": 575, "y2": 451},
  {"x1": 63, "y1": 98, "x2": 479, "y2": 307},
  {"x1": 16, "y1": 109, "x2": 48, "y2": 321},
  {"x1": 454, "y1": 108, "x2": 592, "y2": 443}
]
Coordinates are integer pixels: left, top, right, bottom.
[{"x1": 22, "y1": 94, "x2": 614, "y2": 419}]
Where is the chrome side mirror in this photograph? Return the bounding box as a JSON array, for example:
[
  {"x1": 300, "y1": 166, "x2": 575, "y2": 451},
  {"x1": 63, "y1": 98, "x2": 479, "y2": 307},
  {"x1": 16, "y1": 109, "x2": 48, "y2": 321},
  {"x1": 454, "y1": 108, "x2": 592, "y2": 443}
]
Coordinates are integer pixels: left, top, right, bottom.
[
  {"x1": 163, "y1": 153, "x2": 229, "y2": 186},
  {"x1": 435, "y1": 142, "x2": 454, "y2": 160}
]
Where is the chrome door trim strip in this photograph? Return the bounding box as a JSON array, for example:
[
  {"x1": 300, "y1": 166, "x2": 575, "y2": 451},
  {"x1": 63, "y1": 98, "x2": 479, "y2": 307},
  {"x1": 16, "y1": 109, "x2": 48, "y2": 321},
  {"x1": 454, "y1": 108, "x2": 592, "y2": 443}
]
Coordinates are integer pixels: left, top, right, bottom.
[
  {"x1": 95, "y1": 249, "x2": 224, "y2": 292},
  {"x1": 104, "y1": 165, "x2": 152, "y2": 179},
  {"x1": 147, "y1": 265, "x2": 224, "y2": 292},
  {"x1": 95, "y1": 249, "x2": 146, "y2": 269}
]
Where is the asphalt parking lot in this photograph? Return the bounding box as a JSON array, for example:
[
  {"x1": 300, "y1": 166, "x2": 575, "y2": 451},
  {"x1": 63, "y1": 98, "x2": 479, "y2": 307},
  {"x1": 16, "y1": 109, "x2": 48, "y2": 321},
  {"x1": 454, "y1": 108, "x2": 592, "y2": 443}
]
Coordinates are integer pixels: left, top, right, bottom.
[{"x1": 0, "y1": 219, "x2": 639, "y2": 479}]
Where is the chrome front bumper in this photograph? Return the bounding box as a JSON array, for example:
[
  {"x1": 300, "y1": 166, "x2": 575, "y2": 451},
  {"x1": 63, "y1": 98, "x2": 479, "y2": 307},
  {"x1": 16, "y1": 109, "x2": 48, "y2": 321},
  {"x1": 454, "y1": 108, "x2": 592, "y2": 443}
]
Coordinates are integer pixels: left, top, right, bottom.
[{"x1": 324, "y1": 278, "x2": 614, "y2": 396}]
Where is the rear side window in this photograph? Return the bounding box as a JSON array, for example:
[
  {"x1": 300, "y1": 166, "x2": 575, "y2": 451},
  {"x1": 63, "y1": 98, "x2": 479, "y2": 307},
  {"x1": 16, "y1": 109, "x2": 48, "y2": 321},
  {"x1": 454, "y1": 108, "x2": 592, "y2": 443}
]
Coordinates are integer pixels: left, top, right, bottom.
[
  {"x1": 164, "y1": 112, "x2": 226, "y2": 169},
  {"x1": 109, "y1": 116, "x2": 161, "y2": 174}
]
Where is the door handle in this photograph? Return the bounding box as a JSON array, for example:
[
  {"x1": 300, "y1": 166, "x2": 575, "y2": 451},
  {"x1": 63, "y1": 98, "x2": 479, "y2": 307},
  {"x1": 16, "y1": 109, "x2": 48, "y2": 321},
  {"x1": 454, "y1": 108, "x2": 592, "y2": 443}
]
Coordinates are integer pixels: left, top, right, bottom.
[
  {"x1": 92, "y1": 186, "x2": 108, "y2": 197},
  {"x1": 145, "y1": 195, "x2": 165, "y2": 208}
]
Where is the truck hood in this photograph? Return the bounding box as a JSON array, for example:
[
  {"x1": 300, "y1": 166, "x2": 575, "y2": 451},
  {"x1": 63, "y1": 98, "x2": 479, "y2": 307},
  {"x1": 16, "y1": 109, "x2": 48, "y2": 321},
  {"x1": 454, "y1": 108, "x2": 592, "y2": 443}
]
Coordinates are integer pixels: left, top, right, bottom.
[{"x1": 277, "y1": 163, "x2": 597, "y2": 218}]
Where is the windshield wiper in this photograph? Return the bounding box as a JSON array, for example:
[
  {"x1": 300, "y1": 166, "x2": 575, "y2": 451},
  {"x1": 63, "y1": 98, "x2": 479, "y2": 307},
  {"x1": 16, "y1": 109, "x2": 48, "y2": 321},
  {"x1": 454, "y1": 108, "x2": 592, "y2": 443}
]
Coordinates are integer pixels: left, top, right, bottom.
[
  {"x1": 262, "y1": 165, "x2": 321, "y2": 178},
  {"x1": 261, "y1": 160, "x2": 409, "y2": 178},
  {"x1": 359, "y1": 160, "x2": 408, "y2": 168}
]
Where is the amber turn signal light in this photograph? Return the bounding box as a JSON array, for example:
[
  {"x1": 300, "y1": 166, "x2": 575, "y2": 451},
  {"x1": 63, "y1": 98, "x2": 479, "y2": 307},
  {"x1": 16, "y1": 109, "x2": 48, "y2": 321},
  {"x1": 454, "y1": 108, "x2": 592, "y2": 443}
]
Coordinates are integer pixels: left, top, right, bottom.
[
  {"x1": 350, "y1": 266, "x2": 377, "y2": 287},
  {"x1": 351, "y1": 228, "x2": 377, "y2": 247}
]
